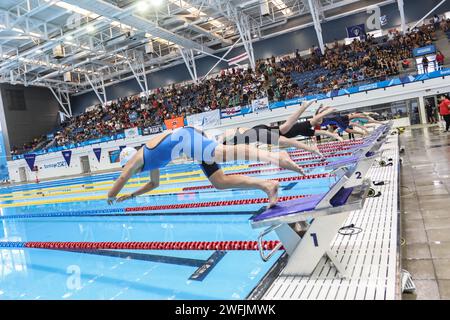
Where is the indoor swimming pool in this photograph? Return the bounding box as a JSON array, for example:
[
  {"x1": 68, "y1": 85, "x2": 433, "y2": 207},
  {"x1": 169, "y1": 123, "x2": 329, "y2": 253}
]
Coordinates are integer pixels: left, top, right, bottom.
[{"x1": 0, "y1": 142, "x2": 358, "y2": 300}]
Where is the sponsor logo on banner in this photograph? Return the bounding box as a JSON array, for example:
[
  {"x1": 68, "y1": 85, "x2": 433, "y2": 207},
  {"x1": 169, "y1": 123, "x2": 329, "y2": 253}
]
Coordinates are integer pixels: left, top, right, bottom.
[
  {"x1": 109, "y1": 150, "x2": 120, "y2": 163},
  {"x1": 187, "y1": 109, "x2": 221, "y2": 129},
  {"x1": 358, "y1": 83, "x2": 378, "y2": 91},
  {"x1": 142, "y1": 126, "x2": 163, "y2": 135},
  {"x1": 43, "y1": 161, "x2": 66, "y2": 169},
  {"x1": 251, "y1": 97, "x2": 270, "y2": 113},
  {"x1": 93, "y1": 148, "x2": 102, "y2": 162},
  {"x1": 24, "y1": 154, "x2": 37, "y2": 171},
  {"x1": 413, "y1": 45, "x2": 436, "y2": 57},
  {"x1": 62, "y1": 150, "x2": 72, "y2": 166},
  {"x1": 346, "y1": 24, "x2": 366, "y2": 38},
  {"x1": 124, "y1": 127, "x2": 140, "y2": 139},
  {"x1": 164, "y1": 117, "x2": 185, "y2": 130},
  {"x1": 85, "y1": 105, "x2": 100, "y2": 112},
  {"x1": 221, "y1": 106, "x2": 242, "y2": 117}
]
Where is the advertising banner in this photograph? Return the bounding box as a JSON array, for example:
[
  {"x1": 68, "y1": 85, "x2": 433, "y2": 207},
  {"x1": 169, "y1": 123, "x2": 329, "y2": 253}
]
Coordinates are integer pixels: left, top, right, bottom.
[
  {"x1": 142, "y1": 125, "x2": 163, "y2": 136},
  {"x1": 24, "y1": 154, "x2": 37, "y2": 171},
  {"x1": 251, "y1": 97, "x2": 270, "y2": 113},
  {"x1": 413, "y1": 45, "x2": 436, "y2": 57},
  {"x1": 186, "y1": 109, "x2": 221, "y2": 129},
  {"x1": 93, "y1": 148, "x2": 102, "y2": 162},
  {"x1": 61, "y1": 150, "x2": 72, "y2": 166},
  {"x1": 124, "y1": 127, "x2": 140, "y2": 139},
  {"x1": 221, "y1": 106, "x2": 242, "y2": 117},
  {"x1": 164, "y1": 117, "x2": 185, "y2": 130},
  {"x1": 346, "y1": 24, "x2": 366, "y2": 38}
]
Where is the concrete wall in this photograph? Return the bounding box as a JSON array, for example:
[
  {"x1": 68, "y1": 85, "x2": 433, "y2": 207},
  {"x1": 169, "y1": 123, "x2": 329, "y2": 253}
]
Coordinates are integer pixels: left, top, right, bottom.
[{"x1": 0, "y1": 84, "x2": 60, "y2": 153}]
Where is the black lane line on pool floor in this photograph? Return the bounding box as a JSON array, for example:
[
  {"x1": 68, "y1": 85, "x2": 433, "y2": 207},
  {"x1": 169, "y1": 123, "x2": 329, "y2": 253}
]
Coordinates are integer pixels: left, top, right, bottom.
[
  {"x1": 60, "y1": 249, "x2": 227, "y2": 281},
  {"x1": 282, "y1": 182, "x2": 298, "y2": 191},
  {"x1": 189, "y1": 251, "x2": 227, "y2": 281}
]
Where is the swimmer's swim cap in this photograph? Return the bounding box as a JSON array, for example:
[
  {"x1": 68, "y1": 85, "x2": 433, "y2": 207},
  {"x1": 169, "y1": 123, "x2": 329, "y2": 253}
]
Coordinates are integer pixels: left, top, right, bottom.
[{"x1": 119, "y1": 147, "x2": 137, "y2": 167}]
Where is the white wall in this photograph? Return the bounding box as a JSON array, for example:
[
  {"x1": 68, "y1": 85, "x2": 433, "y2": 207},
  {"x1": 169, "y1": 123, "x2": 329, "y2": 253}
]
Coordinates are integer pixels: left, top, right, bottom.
[
  {"x1": 8, "y1": 73, "x2": 450, "y2": 182},
  {"x1": 7, "y1": 134, "x2": 161, "y2": 182}
]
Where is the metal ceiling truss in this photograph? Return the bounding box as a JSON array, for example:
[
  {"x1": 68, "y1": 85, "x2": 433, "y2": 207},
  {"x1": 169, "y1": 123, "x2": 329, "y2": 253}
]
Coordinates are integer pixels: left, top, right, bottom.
[
  {"x1": 0, "y1": 0, "x2": 400, "y2": 97},
  {"x1": 86, "y1": 73, "x2": 108, "y2": 105},
  {"x1": 308, "y1": 0, "x2": 325, "y2": 54},
  {"x1": 126, "y1": 51, "x2": 150, "y2": 97},
  {"x1": 179, "y1": 47, "x2": 198, "y2": 82},
  {"x1": 49, "y1": 87, "x2": 72, "y2": 118}
]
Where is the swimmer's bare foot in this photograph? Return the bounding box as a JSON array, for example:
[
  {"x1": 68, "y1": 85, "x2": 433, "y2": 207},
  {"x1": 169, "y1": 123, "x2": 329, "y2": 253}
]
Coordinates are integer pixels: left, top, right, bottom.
[
  {"x1": 279, "y1": 151, "x2": 305, "y2": 175},
  {"x1": 262, "y1": 180, "x2": 279, "y2": 208}
]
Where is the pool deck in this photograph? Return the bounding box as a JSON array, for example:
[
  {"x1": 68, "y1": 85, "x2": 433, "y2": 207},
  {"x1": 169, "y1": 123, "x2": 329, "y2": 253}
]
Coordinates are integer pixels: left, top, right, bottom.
[{"x1": 256, "y1": 133, "x2": 401, "y2": 300}]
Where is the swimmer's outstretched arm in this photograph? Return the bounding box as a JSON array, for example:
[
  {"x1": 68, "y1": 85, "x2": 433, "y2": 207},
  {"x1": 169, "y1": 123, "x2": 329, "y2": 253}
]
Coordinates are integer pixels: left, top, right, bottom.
[
  {"x1": 345, "y1": 127, "x2": 367, "y2": 136},
  {"x1": 279, "y1": 100, "x2": 316, "y2": 135},
  {"x1": 278, "y1": 136, "x2": 323, "y2": 158},
  {"x1": 363, "y1": 112, "x2": 380, "y2": 117},
  {"x1": 107, "y1": 168, "x2": 134, "y2": 204},
  {"x1": 349, "y1": 112, "x2": 368, "y2": 119},
  {"x1": 366, "y1": 116, "x2": 385, "y2": 125},
  {"x1": 351, "y1": 123, "x2": 370, "y2": 134},
  {"x1": 314, "y1": 129, "x2": 344, "y2": 141},
  {"x1": 116, "y1": 169, "x2": 160, "y2": 203},
  {"x1": 107, "y1": 154, "x2": 144, "y2": 204}
]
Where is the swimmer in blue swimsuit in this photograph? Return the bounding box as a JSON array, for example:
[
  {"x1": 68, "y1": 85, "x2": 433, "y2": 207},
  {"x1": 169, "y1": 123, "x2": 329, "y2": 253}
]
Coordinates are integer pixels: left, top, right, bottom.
[
  {"x1": 317, "y1": 107, "x2": 372, "y2": 136},
  {"x1": 107, "y1": 126, "x2": 305, "y2": 208}
]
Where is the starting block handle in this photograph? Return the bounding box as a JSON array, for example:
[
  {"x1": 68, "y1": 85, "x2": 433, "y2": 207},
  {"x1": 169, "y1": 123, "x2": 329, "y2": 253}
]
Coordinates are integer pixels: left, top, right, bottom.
[{"x1": 257, "y1": 224, "x2": 283, "y2": 262}]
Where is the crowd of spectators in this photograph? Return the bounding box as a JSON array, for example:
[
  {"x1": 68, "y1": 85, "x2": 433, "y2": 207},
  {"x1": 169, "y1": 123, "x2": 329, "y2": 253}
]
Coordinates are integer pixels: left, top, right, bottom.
[{"x1": 11, "y1": 18, "x2": 448, "y2": 156}]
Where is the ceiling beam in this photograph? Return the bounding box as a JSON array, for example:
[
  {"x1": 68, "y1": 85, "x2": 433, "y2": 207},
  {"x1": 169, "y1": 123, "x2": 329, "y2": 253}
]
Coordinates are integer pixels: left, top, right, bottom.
[{"x1": 62, "y1": 0, "x2": 213, "y2": 53}]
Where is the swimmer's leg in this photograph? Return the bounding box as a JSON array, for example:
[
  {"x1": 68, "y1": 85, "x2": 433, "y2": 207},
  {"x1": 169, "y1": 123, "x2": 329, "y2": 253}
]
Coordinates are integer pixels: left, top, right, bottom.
[
  {"x1": 208, "y1": 170, "x2": 279, "y2": 208},
  {"x1": 309, "y1": 107, "x2": 337, "y2": 126},
  {"x1": 314, "y1": 129, "x2": 344, "y2": 142},
  {"x1": 278, "y1": 136, "x2": 323, "y2": 158},
  {"x1": 215, "y1": 144, "x2": 305, "y2": 175},
  {"x1": 279, "y1": 100, "x2": 315, "y2": 135}
]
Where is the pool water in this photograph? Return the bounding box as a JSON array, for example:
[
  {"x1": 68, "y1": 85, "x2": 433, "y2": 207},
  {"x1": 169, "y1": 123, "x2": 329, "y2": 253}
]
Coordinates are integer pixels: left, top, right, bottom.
[{"x1": 0, "y1": 148, "x2": 351, "y2": 300}]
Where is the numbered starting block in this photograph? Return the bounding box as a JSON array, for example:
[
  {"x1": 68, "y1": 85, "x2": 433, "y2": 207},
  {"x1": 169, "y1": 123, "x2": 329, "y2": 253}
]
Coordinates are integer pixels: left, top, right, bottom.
[{"x1": 249, "y1": 125, "x2": 391, "y2": 278}]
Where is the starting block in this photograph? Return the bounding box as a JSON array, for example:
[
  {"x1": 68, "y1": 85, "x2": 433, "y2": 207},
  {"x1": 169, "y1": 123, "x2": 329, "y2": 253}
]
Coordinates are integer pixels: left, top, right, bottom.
[{"x1": 249, "y1": 126, "x2": 390, "y2": 278}]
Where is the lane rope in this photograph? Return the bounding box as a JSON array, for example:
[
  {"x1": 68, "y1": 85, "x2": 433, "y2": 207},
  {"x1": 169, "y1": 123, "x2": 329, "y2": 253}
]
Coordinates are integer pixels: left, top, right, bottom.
[
  {"x1": 0, "y1": 194, "x2": 312, "y2": 220},
  {"x1": 0, "y1": 240, "x2": 283, "y2": 251}
]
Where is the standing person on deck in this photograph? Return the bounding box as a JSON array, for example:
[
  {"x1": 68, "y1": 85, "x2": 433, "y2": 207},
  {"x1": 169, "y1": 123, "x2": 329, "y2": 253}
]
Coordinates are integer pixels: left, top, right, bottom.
[
  {"x1": 426, "y1": 100, "x2": 437, "y2": 124},
  {"x1": 439, "y1": 95, "x2": 450, "y2": 132},
  {"x1": 422, "y1": 56, "x2": 429, "y2": 73}
]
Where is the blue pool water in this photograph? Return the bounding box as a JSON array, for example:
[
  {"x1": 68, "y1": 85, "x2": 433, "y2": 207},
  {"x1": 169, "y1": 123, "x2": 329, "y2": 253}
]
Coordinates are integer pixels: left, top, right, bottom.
[{"x1": 0, "y1": 151, "x2": 350, "y2": 300}]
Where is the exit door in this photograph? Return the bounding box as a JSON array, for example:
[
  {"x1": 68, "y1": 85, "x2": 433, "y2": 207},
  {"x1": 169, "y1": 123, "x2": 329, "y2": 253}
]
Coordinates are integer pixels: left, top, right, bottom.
[
  {"x1": 80, "y1": 156, "x2": 91, "y2": 174},
  {"x1": 18, "y1": 167, "x2": 27, "y2": 182}
]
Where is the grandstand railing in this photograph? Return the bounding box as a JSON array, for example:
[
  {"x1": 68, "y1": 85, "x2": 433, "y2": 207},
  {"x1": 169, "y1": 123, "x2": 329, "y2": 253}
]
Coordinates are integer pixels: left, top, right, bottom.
[{"x1": 220, "y1": 67, "x2": 450, "y2": 117}]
